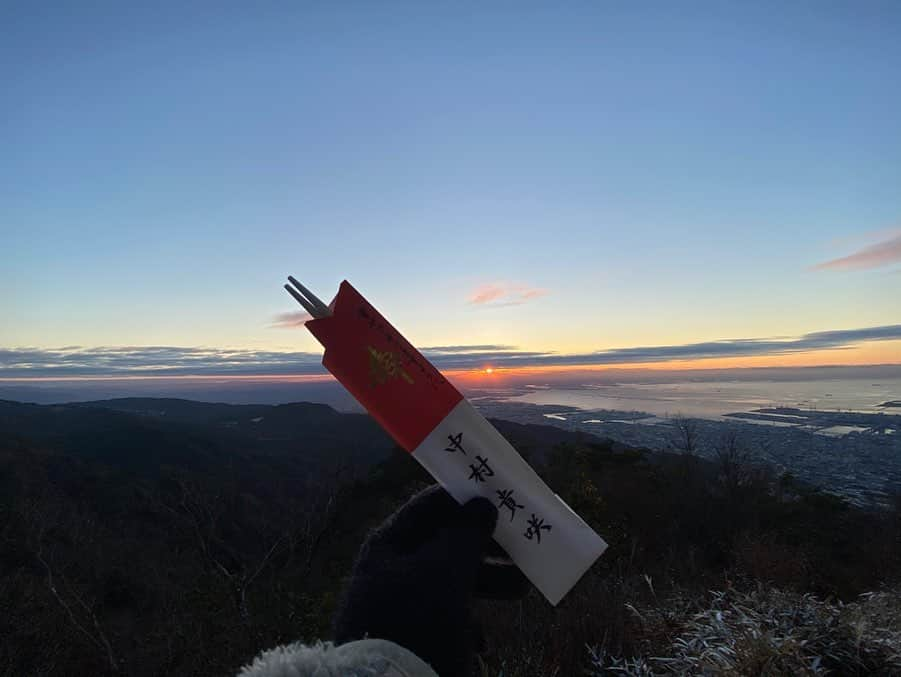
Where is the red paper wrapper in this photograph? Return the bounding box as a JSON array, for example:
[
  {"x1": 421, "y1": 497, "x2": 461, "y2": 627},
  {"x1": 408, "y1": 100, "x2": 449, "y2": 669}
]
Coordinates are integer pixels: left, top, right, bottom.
[
  {"x1": 305, "y1": 280, "x2": 463, "y2": 452},
  {"x1": 303, "y1": 279, "x2": 608, "y2": 605}
]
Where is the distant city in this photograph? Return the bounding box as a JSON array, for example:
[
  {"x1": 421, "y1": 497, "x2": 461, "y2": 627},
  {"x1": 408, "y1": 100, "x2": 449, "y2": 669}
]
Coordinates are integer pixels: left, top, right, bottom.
[{"x1": 474, "y1": 395, "x2": 901, "y2": 509}]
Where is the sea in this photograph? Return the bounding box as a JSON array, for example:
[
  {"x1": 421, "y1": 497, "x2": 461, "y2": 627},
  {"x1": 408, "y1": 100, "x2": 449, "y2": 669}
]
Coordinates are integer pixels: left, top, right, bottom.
[{"x1": 501, "y1": 377, "x2": 901, "y2": 420}]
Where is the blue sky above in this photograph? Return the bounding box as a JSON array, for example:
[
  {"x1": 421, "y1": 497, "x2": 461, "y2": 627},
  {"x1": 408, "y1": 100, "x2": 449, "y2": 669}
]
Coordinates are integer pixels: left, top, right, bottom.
[{"x1": 2, "y1": 2, "x2": 899, "y2": 372}]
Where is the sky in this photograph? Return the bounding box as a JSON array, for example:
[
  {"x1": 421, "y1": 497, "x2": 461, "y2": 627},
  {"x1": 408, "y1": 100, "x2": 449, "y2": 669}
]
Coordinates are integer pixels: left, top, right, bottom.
[{"x1": 2, "y1": 1, "x2": 900, "y2": 382}]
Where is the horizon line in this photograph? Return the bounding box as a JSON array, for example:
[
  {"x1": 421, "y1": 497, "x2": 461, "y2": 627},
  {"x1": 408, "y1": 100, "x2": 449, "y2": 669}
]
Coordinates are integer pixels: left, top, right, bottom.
[{"x1": 1, "y1": 361, "x2": 899, "y2": 384}]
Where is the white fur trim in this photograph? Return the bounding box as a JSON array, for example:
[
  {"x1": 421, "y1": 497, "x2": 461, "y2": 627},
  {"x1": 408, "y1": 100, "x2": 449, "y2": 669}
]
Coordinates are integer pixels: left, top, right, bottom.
[{"x1": 236, "y1": 639, "x2": 438, "y2": 677}]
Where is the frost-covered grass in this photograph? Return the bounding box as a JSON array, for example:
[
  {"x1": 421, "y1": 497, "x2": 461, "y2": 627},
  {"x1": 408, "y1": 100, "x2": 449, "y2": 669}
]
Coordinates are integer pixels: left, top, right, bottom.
[{"x1": 588, "y1": 586, "x2": 901, "y2": 676}]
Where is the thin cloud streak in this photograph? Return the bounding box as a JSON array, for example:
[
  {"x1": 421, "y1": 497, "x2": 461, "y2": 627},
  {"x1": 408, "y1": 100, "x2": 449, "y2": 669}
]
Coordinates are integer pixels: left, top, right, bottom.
[
  {"x1": 1, "y1": 325, "x2": 899, "y2": 378},
  {"x1": 270, "y1": 311, "x2": 313, "y2": 328},
  {"x1": 468, "y1": 283, "x2": 547, "y2": 307},
  {"x1": 814, "y1": 232, "x2": 901, "y2": 271},
  {"x1": 421, "y1": 344, "x2": 516, "y2": 353}
]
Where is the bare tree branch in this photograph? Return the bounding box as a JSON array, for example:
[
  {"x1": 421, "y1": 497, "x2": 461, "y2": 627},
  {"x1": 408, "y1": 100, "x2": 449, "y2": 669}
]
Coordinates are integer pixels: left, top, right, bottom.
[
  {"x1": 33, "y1": 517, "x2": 120, "y2": 673},
  {"x1": 671, "y1": 415, "x2": 700, "y2": 456}
]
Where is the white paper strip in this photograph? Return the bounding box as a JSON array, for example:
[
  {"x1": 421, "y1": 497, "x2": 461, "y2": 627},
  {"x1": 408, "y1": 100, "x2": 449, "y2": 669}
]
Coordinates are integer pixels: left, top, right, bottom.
[{"x1": 412, "y1": 399, "x2": 607, "y2": 605}]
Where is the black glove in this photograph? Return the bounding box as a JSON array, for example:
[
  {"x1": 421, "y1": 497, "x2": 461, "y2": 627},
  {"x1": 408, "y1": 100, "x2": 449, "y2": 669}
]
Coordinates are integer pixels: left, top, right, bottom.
[{"x1": 333, "y1": 485, "x2": 529, "y2": 677}]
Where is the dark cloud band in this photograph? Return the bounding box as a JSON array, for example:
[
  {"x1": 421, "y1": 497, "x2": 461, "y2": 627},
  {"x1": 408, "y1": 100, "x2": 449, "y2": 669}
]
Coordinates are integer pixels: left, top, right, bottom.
[{"x1": 1, "y1": 324, "x2": 899, "y2": 377}]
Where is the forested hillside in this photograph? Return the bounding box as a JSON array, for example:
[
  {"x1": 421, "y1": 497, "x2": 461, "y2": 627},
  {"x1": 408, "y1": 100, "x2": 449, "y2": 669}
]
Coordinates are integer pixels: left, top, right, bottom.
[{"x1": 1, "y1": 399, "x2": 899, "y2": 675}]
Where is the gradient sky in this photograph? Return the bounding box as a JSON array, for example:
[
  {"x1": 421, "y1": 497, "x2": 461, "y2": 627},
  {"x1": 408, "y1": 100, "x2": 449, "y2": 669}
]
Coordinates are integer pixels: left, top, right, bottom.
[{"x1": 3, "y1": 2, "x2": 900, "y2": 378}]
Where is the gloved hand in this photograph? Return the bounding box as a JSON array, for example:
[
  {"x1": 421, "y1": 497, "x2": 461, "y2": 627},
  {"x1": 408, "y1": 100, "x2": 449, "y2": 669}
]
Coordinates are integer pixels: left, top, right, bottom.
[{"x1": 333, "y1": 485, "x2": 529, "y2": 677}]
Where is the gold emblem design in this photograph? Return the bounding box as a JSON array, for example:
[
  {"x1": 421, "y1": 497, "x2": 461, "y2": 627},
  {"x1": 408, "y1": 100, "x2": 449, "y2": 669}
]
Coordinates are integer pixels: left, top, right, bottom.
[{"x1": 367, "y1": 346, "x2": 414, "y2": 386}]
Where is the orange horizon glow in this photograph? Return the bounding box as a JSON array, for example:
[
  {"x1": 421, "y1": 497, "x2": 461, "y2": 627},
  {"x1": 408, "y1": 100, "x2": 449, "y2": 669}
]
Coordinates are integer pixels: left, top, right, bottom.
[
  {"x1": 2, "y1": 355, "x2": 898, "y2": 385},
  {"x1": 450, "y1": 341, "x2": 901, "y2": 380},
  {"x1": 1, "y1": 340, "x2": 898, "y2": 384}
]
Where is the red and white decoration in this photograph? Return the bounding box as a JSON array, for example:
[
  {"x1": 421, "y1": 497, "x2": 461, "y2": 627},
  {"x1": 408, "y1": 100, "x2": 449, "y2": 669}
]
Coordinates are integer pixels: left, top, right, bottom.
[{"x1": 305, "y1": 281, "x2": 607, "y2": 605}]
